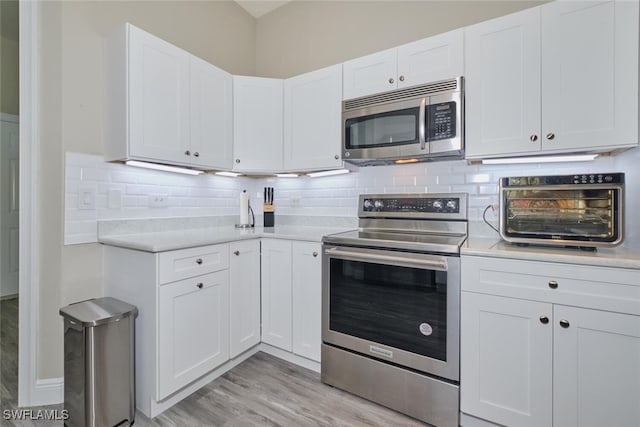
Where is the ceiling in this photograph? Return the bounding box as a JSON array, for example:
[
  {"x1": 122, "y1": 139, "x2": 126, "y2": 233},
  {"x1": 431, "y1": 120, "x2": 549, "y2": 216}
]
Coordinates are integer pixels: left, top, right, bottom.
[{"x1": 235, "y1": 0, "x2": 292, "y2": 18}]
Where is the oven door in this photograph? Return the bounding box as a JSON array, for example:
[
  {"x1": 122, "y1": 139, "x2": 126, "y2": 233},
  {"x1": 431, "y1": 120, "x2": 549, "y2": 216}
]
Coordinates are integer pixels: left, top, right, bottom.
[{"x1": 322, "y1": 244, "x2": 460, "y2": 381}]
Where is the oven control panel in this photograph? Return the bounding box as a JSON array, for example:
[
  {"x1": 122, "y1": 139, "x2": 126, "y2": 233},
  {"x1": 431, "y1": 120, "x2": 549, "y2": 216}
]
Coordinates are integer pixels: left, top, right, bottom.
[{"x1": 362, "y1": 196, "x2": 460, "y2": 214}]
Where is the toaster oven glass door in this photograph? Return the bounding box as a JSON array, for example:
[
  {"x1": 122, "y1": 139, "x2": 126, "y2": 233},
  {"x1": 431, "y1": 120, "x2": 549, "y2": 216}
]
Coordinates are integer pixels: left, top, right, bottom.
[{"x1": 502, "y1": 188, "x2": 620, "y2": 242}]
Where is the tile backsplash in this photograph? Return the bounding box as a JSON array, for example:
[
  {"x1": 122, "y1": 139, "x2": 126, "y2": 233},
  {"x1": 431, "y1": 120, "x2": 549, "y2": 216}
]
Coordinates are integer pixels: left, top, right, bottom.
[{"x1": 66, "y1": 149, "x2": 638, "y2": 250}]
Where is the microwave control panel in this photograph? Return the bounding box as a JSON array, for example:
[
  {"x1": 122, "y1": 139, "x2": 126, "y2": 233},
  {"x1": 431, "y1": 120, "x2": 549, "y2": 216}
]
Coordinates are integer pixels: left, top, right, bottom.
[{"x1": 427, "y1": 101, "x2": 457, "y2": 141}]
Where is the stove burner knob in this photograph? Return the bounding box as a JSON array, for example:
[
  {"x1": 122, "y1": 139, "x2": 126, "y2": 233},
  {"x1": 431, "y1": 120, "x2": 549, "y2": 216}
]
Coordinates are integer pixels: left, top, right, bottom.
[
  {"x1": 446, "y1": 200, "x2": 457, "y2": 210},
  {"x1": 433, "y1": 200, "x2": 443, "y2": 209},
  {"x1": 374, "y1": 200, "x2": 384, "y2": 209},
  {"x1": 363, "y1": 200, "x2": 374, "y2": 209}
]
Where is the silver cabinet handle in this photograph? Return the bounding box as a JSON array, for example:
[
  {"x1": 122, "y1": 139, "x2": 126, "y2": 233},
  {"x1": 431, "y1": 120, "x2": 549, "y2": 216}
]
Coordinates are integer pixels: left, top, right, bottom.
[
  {"x1": 539, "y1": 315, "x2": 549, "y2": 324},
  {"x1": 559, "y1": 319, "x2": 570, "y2": 328},
  {"x1": 388, "y1": 77, "x2": 394, "y2": 84},
  {"x1": 334, "y1": 155, "x2": 339, "y2": 160},
  {"x1": 196, "y1": 283, "x2": 203, "y2": 289},
  {"x1": 184, "y1": 150, "x2": 191, "y2": 156},
  {"x1": 530, "y1": 134, "x2": 538, "y2": 142},
  {"x1": 235, "y1": 159, "x2": 240, "y2": 164},
  {"x1": 399, "y1": 75, "x2": 405, "y2": 82},
  {"x1": 548, "y1": 280, "x2": 558, "y2": 289},
  {"x1": 312, "y1": 251, "x2": 318, "y2": 257},
  {"x1": 234, "y1": 250, "x2": 240, "y2": 256},
  {"x1": 194, "y1": 152, "x2": 200, "y2": 157},
  {"x1": 546, "y1": 132, "x2": 555, "y2": 140},
  {"x1": 196, "y1": 258, "x2": 203, "y2": 265}
]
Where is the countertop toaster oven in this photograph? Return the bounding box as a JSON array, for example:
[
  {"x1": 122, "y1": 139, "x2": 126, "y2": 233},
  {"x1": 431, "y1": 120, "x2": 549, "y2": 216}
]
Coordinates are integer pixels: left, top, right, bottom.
[{"x1": 499, "y1": 173, "x2": 624, "y2": 248}]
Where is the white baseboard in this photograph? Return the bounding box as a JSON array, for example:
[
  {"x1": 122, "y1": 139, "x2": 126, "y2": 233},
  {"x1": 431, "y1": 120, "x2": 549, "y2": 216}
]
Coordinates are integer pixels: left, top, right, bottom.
[{"x1": 31, "y1": 377, "x2": 64, "y2": 406}]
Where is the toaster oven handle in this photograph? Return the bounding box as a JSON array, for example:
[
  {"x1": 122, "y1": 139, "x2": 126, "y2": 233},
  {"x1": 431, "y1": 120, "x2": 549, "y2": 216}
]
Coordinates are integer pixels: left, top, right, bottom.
[
  {"x1": 419, "y1": 97, "x2": 427, "y2": 150},
  {"x1": 324, "y1": 247, "x2": 448, "y2": 271}
]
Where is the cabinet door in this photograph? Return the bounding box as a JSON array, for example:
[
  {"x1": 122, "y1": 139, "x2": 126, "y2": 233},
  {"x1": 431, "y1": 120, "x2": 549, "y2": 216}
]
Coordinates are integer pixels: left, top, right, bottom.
[
  {"x1": 553, "y1": 305, "x2": 640, "y2": 427},
  {"x1": 460, "y1": 292, "x2": 552, "y2": 427},
  {"x1": 541, "y1": 1, "x2": 638, "y2": 153},
  {"x1": 464, "y1": 7, "x2": 541, "y2": 159},
  {"x1": 158, "y1": 271, "x2": 229, "y2": 400},
  {"x1": 261, "y1": 239, "x2": 292, "y2": 351},
  {"x1": 233, "y1": 76, "x2": 283, "y2": 171},
  {"x1": 229, "y1": 239, "x2": 261, "y2": 358},
  {"x1": 283, "y1": 64, "x2": 342, "y2": 171},
  {"x1": 291, "y1": 242, "x2": 322, "y2": 362},
  {"x1": 342, "y1": 48, "x2": 397, "y2": 99},
  {"x1": 397, "y1": 29, "x2": 464, "y2": 89},
  {"x1": 189, "y1": 56, "x2": 233, "y2": 169},
  {"x1": 128, "y1": 24, "x2": 190, "y2": 164}
]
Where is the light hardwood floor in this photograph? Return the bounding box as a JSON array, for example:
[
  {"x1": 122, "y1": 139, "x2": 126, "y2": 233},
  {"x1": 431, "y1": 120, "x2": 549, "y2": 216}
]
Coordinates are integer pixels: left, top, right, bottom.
[{"x1": 1, "y1": 298, "x2": 426, "y2": 426}]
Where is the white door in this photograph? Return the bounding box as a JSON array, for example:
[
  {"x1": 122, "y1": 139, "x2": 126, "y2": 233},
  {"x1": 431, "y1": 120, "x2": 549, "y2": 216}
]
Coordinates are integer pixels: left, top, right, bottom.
[
  {"x1": 260, "y1": 239, "x2": 292, "y2": 351},
  {"x1": 189, "y1": 56, "x2": 233, "y2": 169},
  {"x1": 0, "y1": 117, "x2": 19, "y2": 297},
  {"x1": 541, "y1": 0, "x2": 638, "y2": 153},
  {"x1": 229, "y1": 239, "x2": 261, "y2": 358},
  {"x1": 553, "y1": 305, "x2": 640, "y2": 427},
  {"x1": 342, "y1": 48, "x2": 397, "y2": 99},
  {"x1": 283, "y1": 64, "x2": 342, "y2": 171},
  {"x1": 233, "y1": 76, "x2": 284, "y2": 172},
  {"x1": 396, "y1": 28, "x2": 464, "y2": 88},
  {"x1": 157, "y1": 270, "x2": 229, "y2": 399},
  {"x1": 291, "y1": 242, "x2": 322, "y2": 362},
  {"x1": 460, "y1": 292, "x2": 552, "y2": 427},
  {"x1": 128, "y1": 24, "x2": 190, "y2": 165},
  {"x1": 464, "y1": 7, "x2": 541, "y2": 159}
]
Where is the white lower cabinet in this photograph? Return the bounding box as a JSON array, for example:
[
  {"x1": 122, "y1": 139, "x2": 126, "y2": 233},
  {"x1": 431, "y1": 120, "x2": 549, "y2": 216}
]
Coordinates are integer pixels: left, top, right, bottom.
[
  {"x1": 261, "y1": 239, "x2": 322, "y2": 362},
  {"x1": 229, "y1": 239, "x2": 261, "y2": 358},
  {"x1": 158, "y1": 270, "x2": 229, "y2": 400},
  {"x1": 461, "y1": 255, "x2": 640, "y2": 427}
]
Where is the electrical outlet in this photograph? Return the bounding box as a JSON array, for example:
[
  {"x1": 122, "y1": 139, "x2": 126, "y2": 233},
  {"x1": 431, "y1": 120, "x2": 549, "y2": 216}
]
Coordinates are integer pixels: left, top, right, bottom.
[
  {"x1": 149, "y1": 194, "x2": 169, "y2": 208},
  {"x1": 78, "y1": 185, "x2": 96, "y2": 210}
]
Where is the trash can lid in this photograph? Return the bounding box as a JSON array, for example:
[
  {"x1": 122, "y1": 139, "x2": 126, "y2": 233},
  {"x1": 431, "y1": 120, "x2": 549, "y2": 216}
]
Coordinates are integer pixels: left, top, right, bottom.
[{"x1": 59, "y1": 297, "x2": 138, "y2": 327}]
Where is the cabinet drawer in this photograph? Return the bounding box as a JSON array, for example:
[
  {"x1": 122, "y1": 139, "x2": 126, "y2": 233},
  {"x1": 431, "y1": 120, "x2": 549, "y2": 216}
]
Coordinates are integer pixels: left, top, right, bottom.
[
  {"x1": 158, "y1": 244, "x2": 229, "y2": 284},
  {"x1": 462, "y1": 256, "x2": 640, "y2": 315}
]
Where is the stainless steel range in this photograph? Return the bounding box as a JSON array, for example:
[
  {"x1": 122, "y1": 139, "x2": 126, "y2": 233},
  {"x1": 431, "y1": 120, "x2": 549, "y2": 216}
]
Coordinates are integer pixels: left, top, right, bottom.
[{"x1": 321, "y1": 193, "x2": 468, "y2": 427}]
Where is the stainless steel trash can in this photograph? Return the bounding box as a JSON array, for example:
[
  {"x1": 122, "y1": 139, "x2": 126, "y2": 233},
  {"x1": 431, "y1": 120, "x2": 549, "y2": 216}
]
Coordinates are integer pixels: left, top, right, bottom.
[{"x1": 60, "y1": 297, "x2": 138, "y2": 427}]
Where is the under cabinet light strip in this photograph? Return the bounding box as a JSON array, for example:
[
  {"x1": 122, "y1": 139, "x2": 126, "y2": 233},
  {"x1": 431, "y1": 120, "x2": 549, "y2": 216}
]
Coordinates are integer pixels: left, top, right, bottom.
[
  {"x1": 125, "y1": 160, "x2": 204, "y2": 175},
  {"x1": 275, "y1": 173, "x2": 299, "y2": 178},
  {"x1": 307, "y1": 169, "x2": 350, "y2": 178},
  {"x1": 215, "y1": 171, "x2": 243, "y2": 177},
  {"x1": 481, "y1": 154, "x2": 599, "y2": 165}
]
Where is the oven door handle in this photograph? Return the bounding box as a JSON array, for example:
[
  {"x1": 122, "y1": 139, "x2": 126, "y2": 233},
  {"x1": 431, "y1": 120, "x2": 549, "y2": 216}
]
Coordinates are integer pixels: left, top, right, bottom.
[
  {"x1": 324, "y1": 247, "x2": 448, "y2": 271},
  {"x1": 419, "y1": 97, "x2": 427, "y2": 151}
]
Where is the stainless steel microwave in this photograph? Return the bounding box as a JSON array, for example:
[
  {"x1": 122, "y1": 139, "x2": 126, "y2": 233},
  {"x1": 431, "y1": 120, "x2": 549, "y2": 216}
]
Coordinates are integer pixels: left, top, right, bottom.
[
  {"x1": 499, "y1": 173, "x2": 624, "y2": 248},
  {"x1": 342, "y1": 76, "x2": 464, "y2": 166}
]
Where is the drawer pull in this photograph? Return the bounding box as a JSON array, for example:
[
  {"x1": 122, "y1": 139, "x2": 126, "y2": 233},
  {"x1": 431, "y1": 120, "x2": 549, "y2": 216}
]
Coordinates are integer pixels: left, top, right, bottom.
[
  {"x1": 234, "y1": 250, "x2": 240, "y2": 256},
  {"x1": 548, "y1": 280, "x2": 558, "y2": 289},
  {"x1": 539, "y1": 315, "x2": 549, "y2": 324},
  {"x1": 559, "y1": 319, "x2": 570, "y2": 328},
  {"x1": 196, "y1": 258, "x2": 203, "y2": 265},
  {"x1": 312, "y1": 251, "x2": 318, "y2": 257},
  {"x1": 196, "y1": 283, "x2": 204, "y2": 289}
]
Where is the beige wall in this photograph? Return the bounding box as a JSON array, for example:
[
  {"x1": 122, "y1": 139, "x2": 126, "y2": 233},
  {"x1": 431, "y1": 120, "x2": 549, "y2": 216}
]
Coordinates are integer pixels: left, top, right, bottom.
[
  {"x1": 37, "y1": 0, "x2": 255, "y2": 379},
  {"x1": 256, "y1": 0, "x2": 547, "y2": 78}
]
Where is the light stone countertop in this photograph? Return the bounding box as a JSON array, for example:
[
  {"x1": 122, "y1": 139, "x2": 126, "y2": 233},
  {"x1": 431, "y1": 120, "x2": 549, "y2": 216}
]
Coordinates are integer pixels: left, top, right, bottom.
[
  {"x1": 462, "y1": 236, "x2": 640, "y2": 270},
  {"x1": 98, "y1": 225, "x2": 356, "y2": 253}
]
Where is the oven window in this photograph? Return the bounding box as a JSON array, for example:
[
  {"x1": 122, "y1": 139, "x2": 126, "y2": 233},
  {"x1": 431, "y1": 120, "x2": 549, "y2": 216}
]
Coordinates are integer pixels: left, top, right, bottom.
[
  {"x1": 345, "y1": 107, "x2": 419, "y2": 149},
  {"x1": 329, "y1": 258, "x2": 447, "y2": 361}
]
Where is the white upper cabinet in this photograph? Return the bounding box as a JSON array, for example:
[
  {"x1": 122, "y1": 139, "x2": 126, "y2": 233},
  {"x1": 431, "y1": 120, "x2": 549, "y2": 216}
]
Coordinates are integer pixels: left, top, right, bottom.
[
  {"x1": 343, "y1": 29, "x2": 464, "y2": 99},
  {"x1": 464, "y1": 8, "x2": 541, "y2": 158},
  {"x1": 189, "y1": 56, "x2": 233, "y2": 169},
  {"x1": 283, "y1": 64, "x2": 343, "y2": 171},
  {"x1": 105, "y1": 23, "x2": 233, "y2": 169},
  {"x1": 233, "y1": 76, "x2": 284, "y2": 172},
  {"x1": 541, "y1": 0, "x2": 638, "y2": 153},
  {"x1": 465, "y1": 1, "x2": 639, "y2": 159}
]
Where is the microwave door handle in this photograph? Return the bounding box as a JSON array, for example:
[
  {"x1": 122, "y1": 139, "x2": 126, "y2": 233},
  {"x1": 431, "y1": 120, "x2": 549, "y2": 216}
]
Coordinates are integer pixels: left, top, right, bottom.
[{"x1": 419, "y1": 97, "x2": 427, "y2": 151}]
